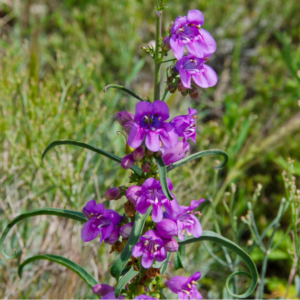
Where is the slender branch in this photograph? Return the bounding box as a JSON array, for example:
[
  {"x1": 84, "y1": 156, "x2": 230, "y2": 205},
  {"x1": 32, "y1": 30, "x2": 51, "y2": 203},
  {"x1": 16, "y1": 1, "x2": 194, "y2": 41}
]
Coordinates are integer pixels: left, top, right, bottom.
[{"x1": 154, "y1": 3, "x2": 162, "y2": 100}]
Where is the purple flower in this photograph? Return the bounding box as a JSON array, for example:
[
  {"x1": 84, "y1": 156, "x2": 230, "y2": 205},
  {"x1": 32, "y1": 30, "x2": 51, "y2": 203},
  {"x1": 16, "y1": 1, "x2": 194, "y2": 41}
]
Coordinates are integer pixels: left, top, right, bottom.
[
  {"x1": 93, "y1": 284, "x2": 115, "y2": 296},
  {"x1": 133, "y1": 145, "x2": 145, "y2": 161},
  {"x1": 161, "y1": 141, "x2": 190, "y2": 165},
  {"x1": 163, "y1": 237, "x2": 179, "y2": 252},
  {"x1": 170, "y1": 108, "x2": 197, "y2": 146},
  {"x1": 103, "y1": 292, "x2": 126, "y2": 300},
  {"x1": 165, "y1": 272, "x2": 202, "y2": 300},
  {"x1": 127, "y1": 101, "x2": 178, "y2": 152},
  {"x1": 134, "y1": 178, "x2": 179, "y2": 223},
  {"x1": 104, "y1": 226, "x2": 120, "y2": 245},
  {"x1": 156, "y1": 218, "x2": 178, "y2": 239},
  {"x1": 121, "y1": 153, "x2": 135, "y2": 169},
  {"x1": 134, "y1": 296, "x2": 158, "y2": 300},
  {"x1": 176, "y1": 54, "x2": 218, "y2": 89},
  {"x1": 104, "y1": 187, "x2": 124, "y2": 201},
  {"x1": 165, "y1": 199, "x2": 205, "y2": 240},
  {"x1": 170, "y1": 10, "x2": 216, "y2": 60},
  {"x1": 132, "y1": 230, "x2": 167, "y2": 268},
  {"x1": 81, "y1": 200, "x2": 121, "y2": 244},
  {"x1": 126, "y1": 186, "x2": 142, "y2": 205},
  {"x1": 119, "y1": 222, "x2": 134, "y2": 239},
  {"x1": 116, "y1": 111, "x2": 134, "y2": 127}
]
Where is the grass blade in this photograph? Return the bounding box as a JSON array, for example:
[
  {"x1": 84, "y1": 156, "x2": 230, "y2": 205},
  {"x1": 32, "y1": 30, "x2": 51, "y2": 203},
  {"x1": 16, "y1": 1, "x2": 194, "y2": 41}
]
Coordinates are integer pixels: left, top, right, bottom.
[
  {"x1": 0, "y1": 208, "x2": 86, "y2": 260},
  {"x1": 18, "y1": 254, "x2": 98, "y2": 289},
  {"x1": 155, "y1": 156, "x2": 173, "y2": 200},
  {"x1": 178, "y1": 230, "x2": 258, "y2": 299},
  {"x1": 103, "y1": 84, "x2": 146, "y2": 101},
  {"x1": 42, "y1": 139, "x2": 142, "y2": 176},
  {"x1": 115, "y1": 267, "x2": 139, "y2": 298}
]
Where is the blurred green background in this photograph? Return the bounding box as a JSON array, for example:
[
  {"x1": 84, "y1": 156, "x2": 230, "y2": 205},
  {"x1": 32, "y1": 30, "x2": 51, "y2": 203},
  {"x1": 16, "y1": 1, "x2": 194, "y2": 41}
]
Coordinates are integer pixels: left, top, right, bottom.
[{"x1": 0, "y1": 0, "x2": 299, "y2": 298}]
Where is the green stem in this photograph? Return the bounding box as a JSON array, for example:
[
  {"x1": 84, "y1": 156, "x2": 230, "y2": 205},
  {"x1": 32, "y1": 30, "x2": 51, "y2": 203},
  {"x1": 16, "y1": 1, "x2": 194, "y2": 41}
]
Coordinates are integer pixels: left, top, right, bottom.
[
  {"x1": 258, "y1": 253, "x2": 268, "y2": 299},
  {"x1": 154, "y1": 4, "x2": 162, "y2": 100}
]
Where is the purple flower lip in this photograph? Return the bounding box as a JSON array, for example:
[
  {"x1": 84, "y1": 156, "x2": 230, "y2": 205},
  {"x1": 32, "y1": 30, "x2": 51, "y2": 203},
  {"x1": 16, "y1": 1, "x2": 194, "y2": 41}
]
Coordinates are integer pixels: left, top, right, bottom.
[
  {"x1": 132, "y1": 230, "x2": 167, "y2": 268},
  {"x1": 165, "y1": 272, "x2": 202, "y2": 300},
  {"x1": 176, "y1": 54, "x2": 218, "y2": 89},
  {"x1": 161, "y1": 141, "x2": 190, "y2": 165},
  {"x1": 134, "y1": 177, "x2": 179, "y2": 223},
  {"x1": 170, "y1": 10, "x2": 216, "y2": 60},
  {"x1": 127, "y1": 101, "x2": 178, "y2": 152},
  {"x1": 81, "y1": 200, "x2": 121, "y2": 244}
]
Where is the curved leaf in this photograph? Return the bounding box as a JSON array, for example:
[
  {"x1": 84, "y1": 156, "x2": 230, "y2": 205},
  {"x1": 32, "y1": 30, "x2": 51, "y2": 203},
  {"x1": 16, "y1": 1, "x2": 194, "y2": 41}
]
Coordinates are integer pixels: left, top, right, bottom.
[
  {"x1": 166, "y1": 149, "x2": 229, "y2": 172},
  {"x1": 178, "y1": 230, "x2": 258, "y2": 299},
  {"x1": 115, "y1": 267, "x2": 139, "y2": 298},
  {"x1": 110, "y1": 207, "x2": 151, "y2": 280},
  {"x1": 103, "y1": 84, "x2": 146, "y2": 102},
  {"x1": 0, "y1": 208, "x2": 86, "y2": 260},
  {"x1": 18, "y1": 254, "x2": 98, "y2": 289},
  {"x1": 155, "y1": 157, "x2": 173, "y2": 200},
  {"x1": 42, "y1": 140, "x2": 142, "y2": 176}
]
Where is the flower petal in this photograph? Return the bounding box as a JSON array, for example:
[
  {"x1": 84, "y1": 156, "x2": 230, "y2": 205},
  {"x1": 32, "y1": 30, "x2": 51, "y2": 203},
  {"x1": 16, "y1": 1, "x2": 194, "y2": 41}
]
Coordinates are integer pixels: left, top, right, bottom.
[
  {"x1": 132, "y1": 241, "x2": 144, "y2": 257},
  {"x1": 136, "y1": 196, "x2": 151, "y2": 214},
  {"x1": 159, "y1": 123, "x2": 179, "y2": 149},
  {"x1": 152, "y1": 203, "x2": 163, "y2": 223},
  {"x1": 153, "y1": 100, "x2": 169, "y2": 120},
  {"x1": 192, "y1": 65, "x2": 218, "y2": 88},
  {"x1": 198, "y1": 29, "x2": 217, "y2": 56},
  {"x1": 128, "y1": 123, "x2": 146, "y2": 149},
  {"x1": 145, "y1": 131, "x2": 161, "y2": 152},
  {"x1": 135, "y1": 101, "x2": 153, "y2": 121},
  {"x1": 81, "y1": 219, "x2": 100, "y2": 242},
  {"x1": 190, "y1": 215, "x2": 203, "y2": 238},
  {"x1": 155, "y1": 246, "x2": 167, "y2": 262},
  {"x1": 187, "y1": 10, "x2": 205, "y2": 26},
  {"x1": 178, "y1": 69, "x2": 192, "y2": 88},
  {"x1": 165, "y1": 276, "x2": 186, "y2": 293},
  {"x1": 142, "y1": 252, "x2": 154, "y2": 269},
  {"x1": 186, "y1": 40, "x2": 205, "y2": 58},
  {"x1": 171, "y1": 16, "x2": 187, "y2": 34},
  {"x1": 170, "y1": 37, "x2": 185, "y2": 60}
]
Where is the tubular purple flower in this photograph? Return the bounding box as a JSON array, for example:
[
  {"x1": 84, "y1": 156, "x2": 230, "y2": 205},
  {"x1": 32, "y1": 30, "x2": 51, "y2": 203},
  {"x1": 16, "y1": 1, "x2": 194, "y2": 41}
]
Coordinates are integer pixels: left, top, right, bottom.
[
  {"x1": 156, "y1": 218, "x2": 178, "y2": 239},
  {"x1": 133, "y1": 145, "x2": 145, "y2": 161},
  {"x1": 134, "y1": 296, "x2": 158, "y2": 300},
  {"x1": 165, "y1": 272, "x2": 202, "y2": 300},
  {"x1": 163, "y1": 237, "x2": 179, "y2": 252},
  {"x1": 176, "y1": 54, "x2": 218, "y2": 89},
  {"x1": 132, "y1": 230, "x2": 167, "y2": 268},
  {"x1": 103, "y1": 292, "x2": 126, "y2": 300},
  {"x1": 116, "y1": 111, "x2": 134, "y2": 127},
  {"x1": 93, "y1": 284, "x2": 115, "y2": 296},
  {"x1": 126, "y1": 186, "x2": 142, "y2": 205},
  {"x1": 127, "y1": 101, "x2": 178, "y2": 152},
  {"x1": 121, "y1": 153, "x2": 135, "y2": 169},
  {"x1": 135, "y1": 178, "x2": 179, "y2": 223},
  {"x1": 170, "y1": 10, "x2": 216, "y2": 60},
  {"x1": 161, "y1": 141, "x2": 190, "y2": 165},
  {"x1": 164, "y1": 199, "x2": 205, "y2": 240},
  {"x1": 119, "y1": 222, "x2": 134, "y2": 239},
  {"x1": 170, "y1": 108, "x2": 197, "y2": 146},
  {"x1": 104, "y1": 226, "x2": 120, "y2": 245},
  {"x1": 81, "y1": 199, "x2": 121, "y2": 244}
]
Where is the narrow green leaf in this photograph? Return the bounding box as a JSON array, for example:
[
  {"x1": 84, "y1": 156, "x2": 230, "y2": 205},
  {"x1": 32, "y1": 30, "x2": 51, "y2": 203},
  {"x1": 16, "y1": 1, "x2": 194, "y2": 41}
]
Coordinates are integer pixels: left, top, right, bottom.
[
  {"x1": 42, "y1": 140, "x2": 142, "y2": 176},
  {"x1": 115, "y1": 267, "x2": 139, "y2": 298},
  {"x1": 160, "y1": 252, "x2": 171, "y2": 274},
  {"x1": 178, "y1": 231, "x2": 258, "y2": 299},
  {"x1": 174, "y1": 251, "x2": 184, "y2": 270},
  {"x1": 103, "y1": 84, "x2": 146, "y2": 101},
  {"x1": 166, "y1": 149, "x2": 229, "y2": 172},
  {"x1": 110, "y1": 208, "x2": 151, "y2": 280},
  {"x1": 0, "y1": 208, "x2": 86, "y2": 260},
  {"x1": 155, "y1": 156, "x2": 173, "y2": 200},
  {"x1": 18, "y1": 254, "x2": 98, "y2": 289}
]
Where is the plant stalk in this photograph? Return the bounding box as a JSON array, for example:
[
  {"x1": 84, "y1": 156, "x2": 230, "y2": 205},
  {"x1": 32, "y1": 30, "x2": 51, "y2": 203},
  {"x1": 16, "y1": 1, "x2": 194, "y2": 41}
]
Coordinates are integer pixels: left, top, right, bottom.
[{"x1": 154, "y1": 5, "x2": 162, "y2": 100}]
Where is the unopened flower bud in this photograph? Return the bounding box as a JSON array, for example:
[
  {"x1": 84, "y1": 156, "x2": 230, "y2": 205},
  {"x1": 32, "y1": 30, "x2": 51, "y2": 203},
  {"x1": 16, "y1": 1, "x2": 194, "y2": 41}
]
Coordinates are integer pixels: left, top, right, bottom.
[
  {"x1": 121, "y1": 154, "x2": 135, "y2": 169},
  {"x1": 162, "y1": 36, "x2": 171, "y2": 52},
  {"x1": 168, "y1": 83, "x2": 177, "y2": 93},
  {"x1": 177, "y1": 81, "x2": 187, "y2": 93},
  {"x1": 133, "y1": 145, "x2": 145, "y2": 161},
  {"x1": 120, "y1": 222, "x2": 134, "y2": 239},
  {"x1": 181, "y1": 90, "x2": 188, "y2": 96},
  {"x1": 163, "y1": 237, "x2": 179, "y2": 252},
  {"x1": 116, "y1": 111, "x2": 134, "y2": 126},
  {"x1": 142, "y1": 161, "x2": 151, "y2": 173},
  {"x1": 104, "y1": 187, "x2": 124, "y2": 201},
  {"x1": 189, "y1": 88, "x2": 199, "y2": 99},
  {"x1": 124, "y1": 121, "x2": 134, "y2": 135},
  {"x1": 147, "y1": 149, "x2": 154, "y2": 156},
  {"x1": 92, "y1": 284, "x2": 115, "y2": 296}
]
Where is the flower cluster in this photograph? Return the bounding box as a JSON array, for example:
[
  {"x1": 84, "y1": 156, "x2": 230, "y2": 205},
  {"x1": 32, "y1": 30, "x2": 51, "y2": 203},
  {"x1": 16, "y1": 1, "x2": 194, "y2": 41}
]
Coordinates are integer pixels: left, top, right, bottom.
[
  {"x1": 164, "y1": 9, "x2": 218, "y2": 97},
  {"x1": 79, "y1": 8, "x2": 214, "y2": 300}
]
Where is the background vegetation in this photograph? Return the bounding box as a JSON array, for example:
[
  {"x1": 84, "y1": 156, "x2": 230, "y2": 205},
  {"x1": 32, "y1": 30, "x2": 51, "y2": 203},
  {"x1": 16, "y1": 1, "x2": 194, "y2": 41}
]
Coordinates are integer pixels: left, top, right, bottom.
[{"x1": 0, "y1": 0, "x2": 299, "y2": 298}]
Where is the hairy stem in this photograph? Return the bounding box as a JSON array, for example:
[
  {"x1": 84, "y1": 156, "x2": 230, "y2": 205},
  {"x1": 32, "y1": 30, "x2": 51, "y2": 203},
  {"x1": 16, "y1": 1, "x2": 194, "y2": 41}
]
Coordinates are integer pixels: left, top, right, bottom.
[{"x1": 154, "y1": 5, "x2": 162, "y2": 100}]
